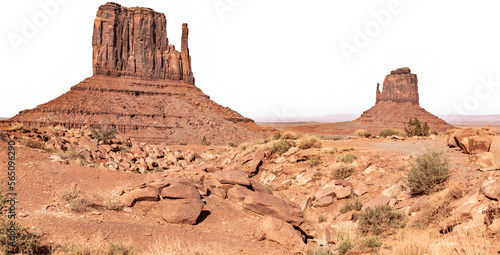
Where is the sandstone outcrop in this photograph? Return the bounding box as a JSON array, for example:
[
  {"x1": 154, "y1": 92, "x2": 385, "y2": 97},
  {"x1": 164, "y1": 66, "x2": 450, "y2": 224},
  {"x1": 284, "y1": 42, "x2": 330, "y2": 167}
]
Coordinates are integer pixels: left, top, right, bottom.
[
  {"x1": 7, "y1": 2, "x2": 272, "y2": 144},
  {"x1": 356, "y1": 68, "x2": 454, "y2": 132}
]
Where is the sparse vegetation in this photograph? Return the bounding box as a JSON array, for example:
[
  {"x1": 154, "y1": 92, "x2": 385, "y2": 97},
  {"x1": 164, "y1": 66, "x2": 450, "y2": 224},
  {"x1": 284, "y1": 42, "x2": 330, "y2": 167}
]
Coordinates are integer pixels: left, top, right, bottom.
[
  {"x1": 354, "y1": 129, "x2": 371, "y2": 138},
  {"x1": 378, "y1": 128, "x2": 405, "y2": 138},
  {"x1": 339, "y1": 196, "x2": 363, "y2": 214},
  {"x1": 319, "y1": 135, "x2": 343, "y2": 141},
  {"x1": 11, "y1": 123, "x2": 32, "y2": 133},
  {"x1": 391, "y1": 230, "x2": 433, "y2": 255},
  {"x1": 281, "y1": 131, "x2": 297, "y2": 140},
  {"x1": 406, "y1": 151, "x2": 450, "y2": 195},
  {"x1": 268, "y1": 139, "x2": 295, "y2": 155},
  {"x1": 200, "y1": 136, "x2": 211, "y2": 146},
  {"x1": 317, "y1": 214, "x2": 327, "y2": 223},
  {"x1": 226, "y1": 141, "x2": 237, "y2": 147},
  {"x1": 405, "y1": 118, "x2": 430, "y2": 137},
  {"x1": 430, "y1": 128, "x2": 439, "y2": 135},
  {"x1": 91, "y1": 125, "x2": 117, "y2": 144},
  {"x1": 336, "y1": 232, "x2": 353, "y2": 255},
  {"x1": 411, "y1": 185, "x2": 464, "y2": 228},
  {"x1": 22, "y1": 138, "x2": 54, "y2": 153},
  {"x1": 179, "y1": 141, "x2": 187, "y2": 145},
  {"x1": 336, "y1": 152, "x2": 357, "y2": 164},
  {"x1": 329, "y1": 164, "x2": 355, "y2": 180},
  {"x1": 0, "y1": 218, "x2": 45, "y2": 255},
  {"x1": 60, "y1": 185, "x2": 96, "y2": 212},
  {"x1": 63, "y1": 235, "x2": 137, "y2": 255},
  {"x1": 298, "y1": 135, "x2": 322, "y2": 150},
  {"x1": 308, "y1": 157, "x2": 321, "y2": 168},
  {"x1": 364, "y1": 235, "x2": 382, "y2": 248},
  {"x1": 358, "y1": 205, "x2": 406, "y2": 235},
  {"x1": 311, "y1": 248, "x2": 334, "y2": 255},
  {"x1": 272, "y1": 132, "x2": 281, "y2": 140},
  {"x1": 0, "y1": 130, "x2": 8, "y2": 142}
]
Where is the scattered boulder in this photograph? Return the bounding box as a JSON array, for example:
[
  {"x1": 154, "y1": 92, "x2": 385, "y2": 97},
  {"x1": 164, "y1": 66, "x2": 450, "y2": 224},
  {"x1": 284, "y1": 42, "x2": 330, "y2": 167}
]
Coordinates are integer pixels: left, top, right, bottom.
[
  {"x1": 260, "y1": 216, "x2": 307, "y2": 251},
  {"x1": 214, "y1": 171, "x2": 251, "y2": 186},
  {"x1": 361, "y1": 196, "x2": 391, "y2": 211},
  {"x1": 471, "y1": 152, "x2": 499, "y2": 171},
  {"x1": 160, "y1": 180, "x2": 201, "y2": 199},
  {"x1": 242, "y1": 149, "x2": 264, "y2": 176},
  {"x1": 482, "y1": 179, "x2": 500, "y2": 200},
  {"x1": 335, "y1": 185, "x2": 353, "y2": 199},
  {"x1": 407, "y1": 195, "x2": 430, "y2": 215},
  {"x1": 160, "y1": 198, "x2": 205, "y2": 225},
  {"x1": 243, "y1": 192, "x2": 304, "y2": 226},
  {"x1": 249, "y1": 179, "x2": 271, "y2": 194},
  {"x1": 121, "y1": 186, "x2": 158, "y2": 207},
  {"x1": 313, "y1": 196, "x2": 333, "y2": 207},
  {"x1": 381, "y1": 184, "x2": 401, "y2": 198},
  {"x1": 314, "y1": 223, "x2": 337, "y2": 246},
  {"x1": 227, "y1": 185, "x2": 254, "y2": 203}
]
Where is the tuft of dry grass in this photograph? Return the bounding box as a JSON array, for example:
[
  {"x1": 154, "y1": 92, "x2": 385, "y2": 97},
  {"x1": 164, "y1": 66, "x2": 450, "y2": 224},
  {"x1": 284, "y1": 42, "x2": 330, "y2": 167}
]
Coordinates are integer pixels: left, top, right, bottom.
[
  {"x1": 59, "y1": 185, "x2": 98, "y2": 213},
  {"x1": 336, "y1": 152, "x2": 357, "y2": 164},
  {"x1": 62, "y1": 234, "x2": 136, "y2": 255},
  {"x1": 411, "y1": 185, "x2": 464, "y2": 228},
  {"x1": 22, "y1": 138, "x2": 54, "y2": 153},
  {"x1": 144, "y1": 237, "x2": 230, "y2": 255},
  {"x1": 392, "y1": 229, "x2": 435, "y2": 255},
  {"x1": 329, "y1": 164, "x2": 355, "y2": 180},
  {"x1": 354, "y1": 129, "x2": 371, "y2": 138},
  {"x1": 281, "y1": 131, "x2": 298, "y2": 140},
  {"x1": 298, "y1": 135, "x2": 322, "y2": 150}
]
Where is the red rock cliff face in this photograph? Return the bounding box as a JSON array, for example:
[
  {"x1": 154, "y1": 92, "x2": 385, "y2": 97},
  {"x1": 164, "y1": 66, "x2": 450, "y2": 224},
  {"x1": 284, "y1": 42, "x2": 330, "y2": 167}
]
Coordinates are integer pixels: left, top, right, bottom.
[
  {"x1": 92, "y1": 2, "x2": 194, "y2": 84},
  {"x1": 376, "y1": 67, "x2": 419, "y2": 104}
]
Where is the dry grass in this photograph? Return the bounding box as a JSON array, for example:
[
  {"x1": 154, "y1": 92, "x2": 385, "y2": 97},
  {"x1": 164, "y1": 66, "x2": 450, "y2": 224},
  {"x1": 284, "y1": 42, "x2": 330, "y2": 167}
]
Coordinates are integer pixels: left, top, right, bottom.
[
  {"x1": 392, "y1": 229, "x2": 436, "y2": 255},
  {"x1": 354, "y1": 129, "x2": 371, "y2": 138},
  {"x1": 329, "y1": 164, "x2": 355, "y2": 180},
  {"x1": 61, "y1": 234, "x2": 136, "y2": 255},
  {"x1": 59, "y1": 185, "x2": 98, "y2": 213},
  {"x1": 336, "y1": 152, "x2": 357, "y2": 164},
  {"x1": 144, "y1": 237, "x2": 229, "y2": 255},
  {"x1": 281, "y1": 131, "x2": 298, "y2": 140},
  {"x1": 21, "y1": 138, "x2": 54, "y2": 153},
  {"x1": 298, "y1": 135, "x2": 322, "y2": 149},
  {"x1": 434, "y1": 230, "x2": 489, "y2": 255},
  {"x1": 411, "y1": 185, "x2": 464, "y2": 228}
]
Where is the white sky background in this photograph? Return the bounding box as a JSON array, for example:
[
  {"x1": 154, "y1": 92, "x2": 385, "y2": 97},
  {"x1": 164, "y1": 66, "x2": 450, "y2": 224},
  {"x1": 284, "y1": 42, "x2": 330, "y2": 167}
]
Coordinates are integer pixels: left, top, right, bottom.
[{"x1": 1, "y1": 0, "x2": 499, "y2": 122}]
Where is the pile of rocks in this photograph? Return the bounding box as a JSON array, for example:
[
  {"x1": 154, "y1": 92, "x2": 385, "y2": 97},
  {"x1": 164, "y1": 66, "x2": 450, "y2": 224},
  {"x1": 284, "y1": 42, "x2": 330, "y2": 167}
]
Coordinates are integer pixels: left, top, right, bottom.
[{"x1": 447, "y1": 126, "x2": 498, "y2": 171}]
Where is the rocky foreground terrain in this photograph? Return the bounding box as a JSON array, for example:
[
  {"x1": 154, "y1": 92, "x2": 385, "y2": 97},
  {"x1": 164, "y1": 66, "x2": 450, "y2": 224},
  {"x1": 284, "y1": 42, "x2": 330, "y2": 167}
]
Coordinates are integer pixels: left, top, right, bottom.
[{"x1": 1, "y1": 123, "x2": 500, "y2": 254}]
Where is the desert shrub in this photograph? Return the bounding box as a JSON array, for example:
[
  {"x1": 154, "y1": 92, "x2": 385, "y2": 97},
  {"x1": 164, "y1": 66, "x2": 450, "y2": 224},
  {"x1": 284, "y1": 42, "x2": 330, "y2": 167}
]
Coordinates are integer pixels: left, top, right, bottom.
[
  {"x1": 0, "y1": 130, "x2": 8, "y2": 142},
  {"x1": 430, "y1": 128, "x2": 439, "y2": 135},
  {"x1": 391, "y1": 230, "x2": 433, "y2": 255},
  {"x1": 105, "y1": 198, "x2": 123, "y2": 211},
  {"x1": 364, "y1": 236, "x2": 382, "y2": 248},
  {"x1": 319, "y1": 135, "x2": 343, "y2": 141},
  {"x1": 22, "y1": 139, "x2": 54, "y2": 153},
  {"x1": 354, "y1": 129, "x2": 371, "y2": 138},
  {"x1": 336, "y1": 152, "x2": 357, "y2": 164},
  {"x1": 64, "y1": 235, "x2": 137, "y2": 255},
  {"x1": 272, "y1": 132, "x2": 281, "y2": 140},
  {"x1": 60, "y1": 185, "x2": 95, "y2": 212},
  {"x1": 406, "y1": 151, "x2": 450, "y2": 195},
  {"x1": 405, "y1": 118, "x2": 430, "y2": 137},
  {"x1": 0, "y1": 218, "x2": 45, "y2": 255},
  {"x1": 91, "y1": 126, "x2": 117, "y2": 144},
  {"x1": 281, "y1": 131, "x2": 297, "y2": 140},
  {"x1": 378, "y1": 129, "x2": 405, "y2": 138},
  {"x1": 298, "y1": 135, "x2": 322, "y2": 150},
  {"x1": 311, "y1": 248, "x2": 334, "y2": 255},
  {"x1": 226, "y1": 141, "x2": 237, "y2": 147},
  {"x1": 61, "y1": 185, "x2": 81, "y2": 203},
  {"x1": 339, "y1": 196, "x2": 363, "y2": 214},
  {"x1": 318, "y1": 214, "x2": 327, "y2": 223},
  {"x1": 200, "y1": 136, "x2": 211, "y2": 146},
  {"x1": 411, "y1": 185, "x2": 464, "y2": 228},
  {"x1": 329, "y1": 164, "x2": 355, "y2": 180},
  {"x1": 11, "y1": 123, "x2": 31, "y2": 133},
  {"x1": 107, "y1": 242, "x2": 136, "y2": 255},
  {"x1": 70, "y1": 197, "x2": 93, "y2": 212},
  {"x1": 309, "y1": 157, "x2": 321, "y2": 168},
  {"x1": 336, "y1": 233, "x2": 353, "y2": 255},
  {"x1": 179, "y1": 141, "x2": 187, "y2": 145},
  {"x1": 268, "y1": 139, "x2": 295, "y2": 155},
  {"x1": 358, "y1": 205, "x2": 406, "y2": 235}
]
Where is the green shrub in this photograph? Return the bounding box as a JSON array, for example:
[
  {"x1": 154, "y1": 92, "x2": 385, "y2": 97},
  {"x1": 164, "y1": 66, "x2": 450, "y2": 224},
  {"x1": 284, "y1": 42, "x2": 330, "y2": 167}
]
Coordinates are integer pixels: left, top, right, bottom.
[
  {"x1": 329, "y1": 164, "x2": 355, "y2": 180},
  {"x1": 336, "y1": 233, "x2": 353, "y2": 255},
  {"x1": 0, "y1": 218, "x2": 45, "y2": 255},
  {"x1": 200, "y1": 136, "x2": 211, "y2": 146},
  {"x1": 336, "y1": 152, "x2": 357, "y2": 164},
  {"x1": 405, "y1": 118, "x2": 430, "y2": 137},
  {"x1": 309, "y1": 157, "x2": 321, "y2": 168},
  {"x1": 354, "y1": 129, "x2": 371, "y2": 138},
  {"x1": 364, "y1": 236, "x2": 382, "y2": 248},
  {"x1": 298, "y1": 135, "x2": 322, "y2": 150},
  {"x1": 226, "y1": 141, "x2": 237, "y2": 147},
  {"x1": 358, "y1": 205, "x2": 406, "y2": 235},
  {"x1": 268, "y1": 139, "x2": 295, "y2": 155},
  {"x1": 91, "y1": 126, "x2": 117, "y2": 144},
  {"x1": 406, "y1": 151, "x2": 450, "y2": 195},
  {"x1": 378, "y1": 129, "x2": 405, "y2": 138},
  {"x1": 339, "y1": 196, "x2": 363, "y2": 214}
]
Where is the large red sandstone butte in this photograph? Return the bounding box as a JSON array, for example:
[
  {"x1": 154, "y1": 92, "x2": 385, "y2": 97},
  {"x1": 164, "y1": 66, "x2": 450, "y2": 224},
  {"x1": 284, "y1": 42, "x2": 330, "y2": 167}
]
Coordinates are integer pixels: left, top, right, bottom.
[
  {"x1": 8, "y1": 2, "x2": 270, "y2": 144},
  {"x1": 356, "y1": 67, "x2": 454, "y2": 132}
]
